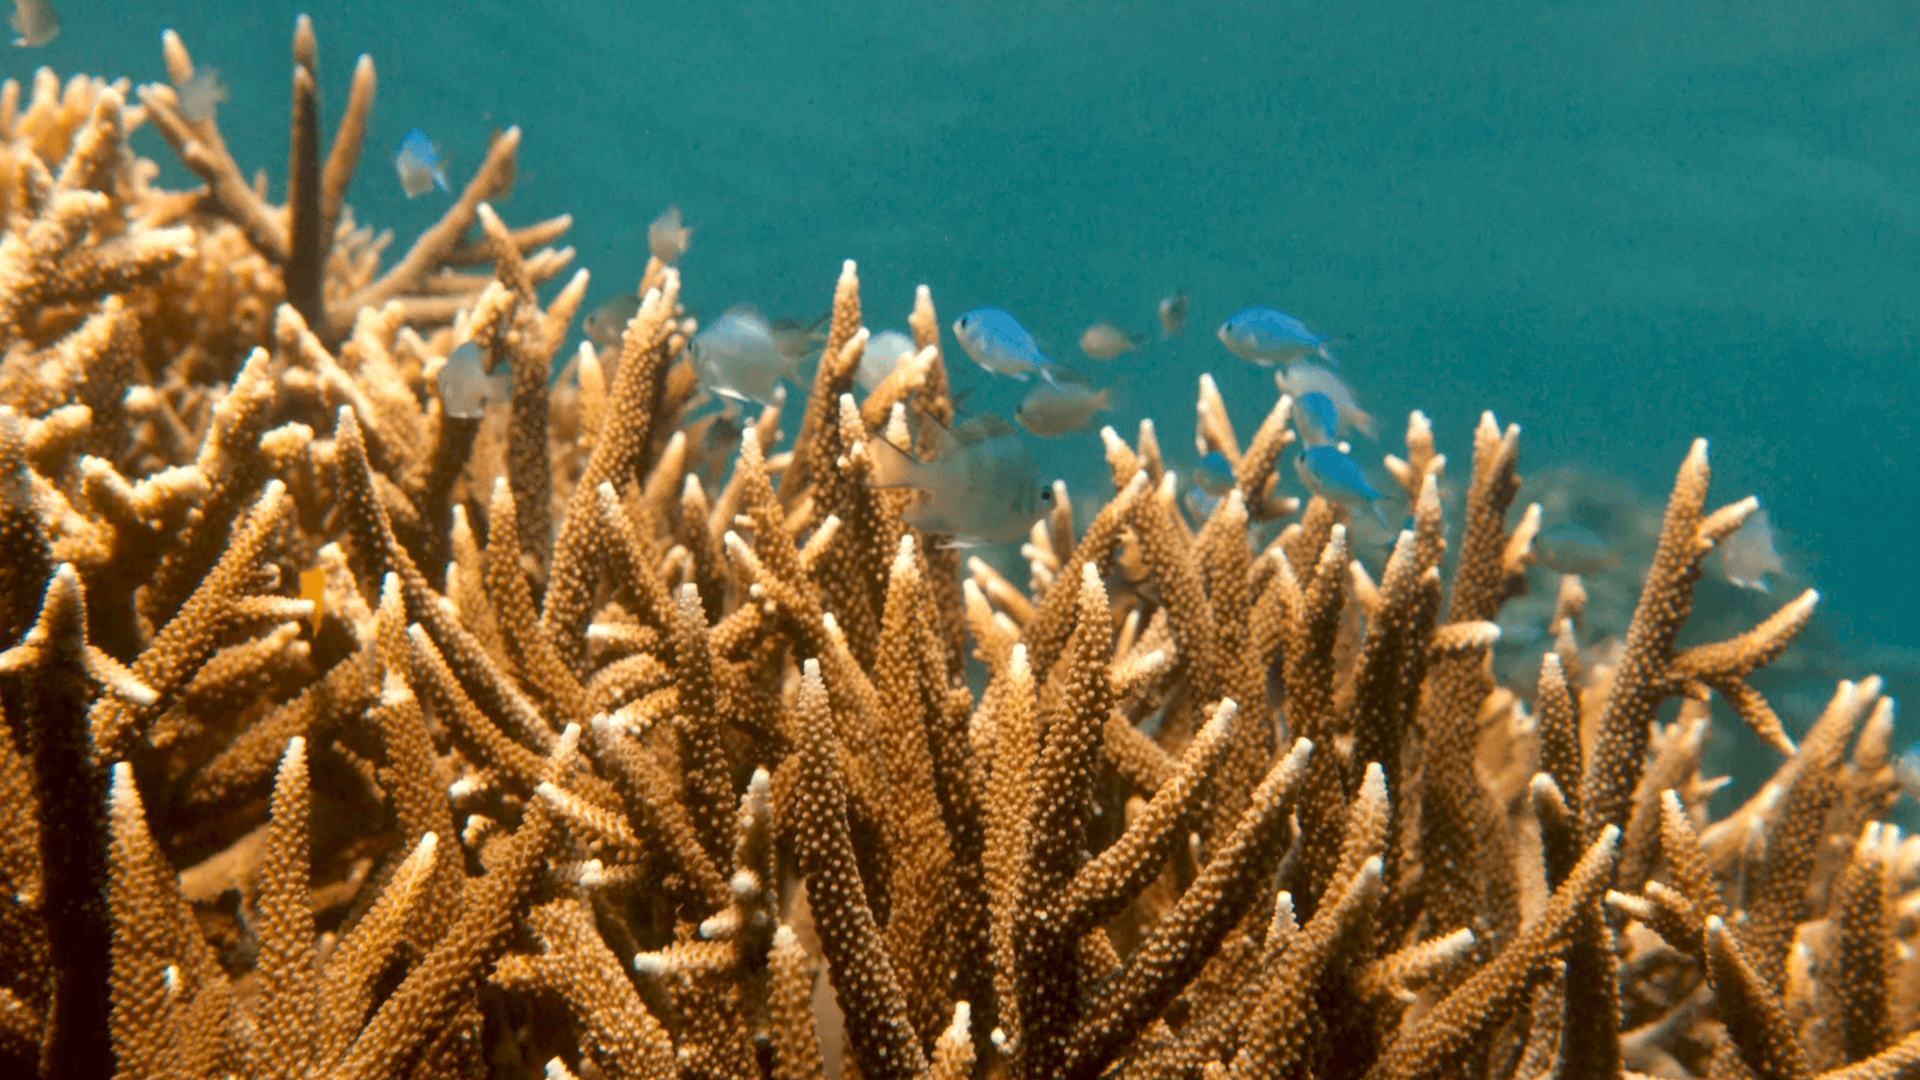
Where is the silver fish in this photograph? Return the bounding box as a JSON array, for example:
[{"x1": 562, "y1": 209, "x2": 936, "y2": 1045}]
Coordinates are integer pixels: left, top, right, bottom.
[
  {"x1": 869, "y1": 415, "x2": 1045, "y2": 542},
  {"x1": 1534, "y1": 522, "x2": 1620, "y2": 575},
  {"x1": 1721, "y1": 507, "x2": 1785, "y2": 592},
  {"x1": 1897, "y1": 745, "x2": 1920, "y2": 805},
  {"x1": 649, "y1": 206, "x2": 692, "y2": 264},
  {"x1": 10, "y1": 0, "x2": 56, "y2": 47},
  {"x1": 1015, "y1": 380, "x2": 1111, "y2": 437},
  {"x1": 684, "y1": 407, "x2": 744, "y2": 484},
  {"x1": 770, "y1": 312, "x2": 829, "y2": 367},
  {"x1": 487, "y1": 126, "x2": 517, "y2": 197},
  {"x1": 436, "y1": 341, "x2": 510, "y2": 419},
  {"x1": 178, "y1": 68, "x2": 228, "y2": 121},
  {"x1": 1158, "y1": 290, "x2": 1189, "y2": 339},
  {"x1": 1276, "y1": 362, "x2": 1376, "y2": 440},
  {"x1": 858, "y1": 329, "x2": 917, "y2": 392},
  {"x1": 584, "y1": 294, "x2": 642, "y2": 351},
  {"x1": 1079, "y1": 322, "x2": 1142, "y2": 361},
  {"x1": 689, "y1": 306, "x2": 797, "y2": 407}
]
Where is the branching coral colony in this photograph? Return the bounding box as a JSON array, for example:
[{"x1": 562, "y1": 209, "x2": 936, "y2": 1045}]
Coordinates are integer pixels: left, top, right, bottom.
[{"x1": 0, "y1": 19, "x2": 1910, "y2": 1080}]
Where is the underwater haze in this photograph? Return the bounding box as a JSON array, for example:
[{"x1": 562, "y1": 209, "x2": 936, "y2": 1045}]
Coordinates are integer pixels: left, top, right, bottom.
[{"x1": 16, "y1": 1, "x2": 1919, "y2": 665}]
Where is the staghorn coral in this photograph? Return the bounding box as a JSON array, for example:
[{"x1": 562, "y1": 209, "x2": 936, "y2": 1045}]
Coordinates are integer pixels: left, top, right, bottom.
[{"x1": 0, "y1": 23, "x2": 1913, "y2": 1080}]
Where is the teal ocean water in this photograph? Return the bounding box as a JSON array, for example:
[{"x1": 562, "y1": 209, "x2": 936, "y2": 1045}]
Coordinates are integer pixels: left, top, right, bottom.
[{"x1": 13, "y1": 2, "x2": 1918, "y2": 743}]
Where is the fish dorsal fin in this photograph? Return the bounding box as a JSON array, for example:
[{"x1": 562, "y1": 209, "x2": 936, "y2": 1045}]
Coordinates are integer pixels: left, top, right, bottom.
[
  {"x1": 770, "y1": 315, "x2": 825, "y2": 344},
  {"x1": 1049, "y1": 366, "x2": 1092, "y2": 388},
  {"x1": 867, "y1": 434, "x2": 927, "y2": 490}
]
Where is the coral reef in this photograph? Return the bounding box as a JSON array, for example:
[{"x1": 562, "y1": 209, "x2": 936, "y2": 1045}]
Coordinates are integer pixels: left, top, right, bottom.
[{"x1": 0, "y1": 20, "x2": 1913, "y2": 1080}]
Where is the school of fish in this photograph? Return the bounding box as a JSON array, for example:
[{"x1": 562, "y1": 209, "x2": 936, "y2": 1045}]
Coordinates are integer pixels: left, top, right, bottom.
[
  {"x1": 399, "y1": 191, "x2": 1796, "y2": 571},
  {"x1": 561, "y1": 250, "x2": 1410, "y2": 547}
]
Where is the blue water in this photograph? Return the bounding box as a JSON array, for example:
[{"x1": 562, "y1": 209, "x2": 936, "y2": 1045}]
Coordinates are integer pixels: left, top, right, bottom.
[{"x1": 15, "y1": 1, "x2": 1918, "y2": 665}]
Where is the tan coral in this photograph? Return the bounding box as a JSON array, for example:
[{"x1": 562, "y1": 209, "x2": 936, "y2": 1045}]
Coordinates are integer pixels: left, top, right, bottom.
[{"x1": 0, "y1": 33, "x2": 1909, "y2": 1080}]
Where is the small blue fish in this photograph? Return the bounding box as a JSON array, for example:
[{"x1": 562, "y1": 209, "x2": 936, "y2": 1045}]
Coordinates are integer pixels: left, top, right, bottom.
[
  {"x1": 1193, "y1": 451, "x2": 1236, "y2": 496},
  {"x1": 1218, "y1": 306, "x2": 1338, "y2": 368},
  {"x1": 1295, "y1": 445, "x2": 1389, "y2": 527},
  {"x1": 395, "y1": 128, "x2": 449, "y2": 198},
  {"x1": 1295, "y1": 391, "x2": 1340, "y2": 448},
  {"x1": 1534, "y1": 522, "x2": 1620, "y2": 575},
  {"x1": 436, "y1": 341, "x2": 511, "y2": 419},
  {"x1": 868, "y1": 415, "x2": 1045, "y2": 542},
  {"x1": 953, "y1": 308, "x2": 1060, "y2": 384}
]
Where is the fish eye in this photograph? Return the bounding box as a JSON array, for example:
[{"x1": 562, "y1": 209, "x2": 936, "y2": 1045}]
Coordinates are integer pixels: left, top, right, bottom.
[{"x1": 1040, "y1": 488, "x2": 1052, "y2": 502}]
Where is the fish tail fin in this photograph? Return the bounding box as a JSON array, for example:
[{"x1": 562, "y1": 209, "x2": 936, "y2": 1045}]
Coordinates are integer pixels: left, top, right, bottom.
[
  {"x1": 867, "y1": 435, "x2": 925, "y2": 490},
  {"x1": 787, "y1": 349, "x2": 817, "y2": 392},
  {"x1": 484, "y1": 368, "x2": 513, "y2": 405},
  {"x1": 1347, "y1": 406, "x2": 1379, "y2": 441}
]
